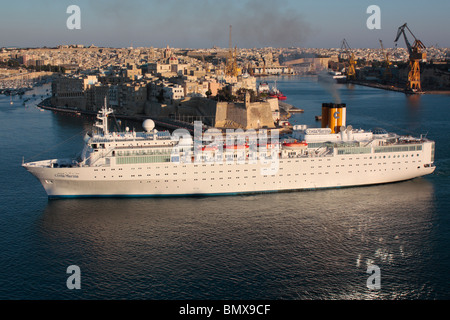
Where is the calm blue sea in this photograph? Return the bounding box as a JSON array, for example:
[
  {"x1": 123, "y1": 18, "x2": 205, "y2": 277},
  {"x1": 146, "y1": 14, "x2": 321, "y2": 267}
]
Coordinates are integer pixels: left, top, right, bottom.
[{"x1": 0, "y1": 76, "x2": 449, "y2": 300}]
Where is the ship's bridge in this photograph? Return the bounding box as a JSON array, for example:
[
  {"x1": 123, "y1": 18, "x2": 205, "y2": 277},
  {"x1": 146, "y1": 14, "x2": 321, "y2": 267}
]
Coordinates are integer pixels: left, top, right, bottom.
[{"x1": 292, "y1": 125, "x2": 373, "y2": 147}]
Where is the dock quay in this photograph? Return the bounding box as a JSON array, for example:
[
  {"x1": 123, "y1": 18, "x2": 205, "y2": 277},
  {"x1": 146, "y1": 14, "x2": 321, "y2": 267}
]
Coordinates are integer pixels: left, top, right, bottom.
[
  {"x1": 278, "y1": 101, "x2": 304, "y2": 120},
  {"x1": 288, "y1": 107, "x2": 305, "y2": 113},
  {"x1": 347, "y1": 80, "x2": 450, "y2": 95},
  {"x1": 37, "y1": 98, "x2": 207, "y2": 133},
  {"x1": 347, "y1": 80, "x2": 406, "y2": 93}
]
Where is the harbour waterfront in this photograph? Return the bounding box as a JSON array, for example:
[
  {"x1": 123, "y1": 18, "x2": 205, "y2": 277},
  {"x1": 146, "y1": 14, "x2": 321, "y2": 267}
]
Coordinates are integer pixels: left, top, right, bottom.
[{"x1": 1, "y1": 76, "x2": 450, "y2": 299}]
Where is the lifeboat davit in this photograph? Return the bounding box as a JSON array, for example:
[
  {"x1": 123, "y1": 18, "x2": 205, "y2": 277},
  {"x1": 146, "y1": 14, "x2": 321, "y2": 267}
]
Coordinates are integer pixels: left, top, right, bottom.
[{"x1": 257, "y1": 142, "x2": 279, "y2": 148}]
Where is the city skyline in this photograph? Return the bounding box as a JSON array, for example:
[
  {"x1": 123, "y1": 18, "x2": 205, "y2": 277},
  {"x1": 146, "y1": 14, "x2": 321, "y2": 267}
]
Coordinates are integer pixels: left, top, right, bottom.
[{"x1": 1, "y1": 0, "x2": 449, "y2": 49}]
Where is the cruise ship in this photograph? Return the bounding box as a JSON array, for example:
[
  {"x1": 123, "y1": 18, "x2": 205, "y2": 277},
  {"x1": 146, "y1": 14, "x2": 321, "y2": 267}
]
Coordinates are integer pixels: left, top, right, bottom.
[{"x1": 23, "y1": 102, "x2": 436, "y2": 198}]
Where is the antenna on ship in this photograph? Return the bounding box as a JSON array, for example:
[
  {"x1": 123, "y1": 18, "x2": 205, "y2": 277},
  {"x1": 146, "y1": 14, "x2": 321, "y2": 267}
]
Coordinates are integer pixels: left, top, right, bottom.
[
  {"x1": 94, "y1": 95, "x2": 113, "y2": 135},
  {"x1": 420, "y1": 131, "x2": 428, "y2": 140}
]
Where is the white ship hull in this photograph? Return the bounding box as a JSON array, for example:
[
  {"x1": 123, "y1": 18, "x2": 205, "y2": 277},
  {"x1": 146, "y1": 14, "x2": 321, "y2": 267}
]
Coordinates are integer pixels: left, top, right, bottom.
[{"x1": 24, "y1": 152, "x2": 435, "y2": 198}]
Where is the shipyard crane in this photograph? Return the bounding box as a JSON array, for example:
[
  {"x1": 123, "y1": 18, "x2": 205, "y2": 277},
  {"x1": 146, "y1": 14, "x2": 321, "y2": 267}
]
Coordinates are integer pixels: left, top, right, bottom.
[
  {"x1": 247, "y1": 62, "x2": 254, "y2": 76},
  {"x1": 225, "y1": 25, "x2": 239, "y2": 77},
  {"x1": 394, "y1": 23, "x2": 426, "y2": 91},
  {"x1": 379, "y1": 39, "x2": 392, "y2": 81},
  {"x1": 340, "y1": 39, "x2": 356, "y2": 80},
  {"x1": 366, "y1": 52, "x2": 372, "y2": 67}
]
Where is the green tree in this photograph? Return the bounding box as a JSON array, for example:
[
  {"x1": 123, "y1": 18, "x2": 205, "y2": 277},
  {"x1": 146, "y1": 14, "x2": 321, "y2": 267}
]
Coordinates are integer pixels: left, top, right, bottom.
[{"x1": 216, "y1": 88, "x2": 236, "y2": 102}]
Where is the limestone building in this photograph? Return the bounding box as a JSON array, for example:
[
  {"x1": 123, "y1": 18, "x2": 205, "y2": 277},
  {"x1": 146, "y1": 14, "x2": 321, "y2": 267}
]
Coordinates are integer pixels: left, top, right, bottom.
[{"x1": 214, "y1": 92, "x2": 276, "y2": 130}]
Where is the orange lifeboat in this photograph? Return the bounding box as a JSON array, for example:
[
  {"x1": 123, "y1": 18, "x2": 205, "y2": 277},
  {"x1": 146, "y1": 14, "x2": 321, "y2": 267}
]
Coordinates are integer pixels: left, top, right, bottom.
[
  {"x1": 224, "y1": 144, "x2": 249, "y2": 150},
  {"x1": 282, "y1": 140, "x2": 308, "y2": 149},
  {"x1": 201, "y1": 145, "x2": 218, "y2": 152}
]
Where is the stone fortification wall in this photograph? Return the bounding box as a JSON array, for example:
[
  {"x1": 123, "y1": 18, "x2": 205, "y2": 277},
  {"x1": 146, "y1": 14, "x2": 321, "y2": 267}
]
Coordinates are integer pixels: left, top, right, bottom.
[{"x1": 215, "y1": 100, "x2": 275, "y2": 129}]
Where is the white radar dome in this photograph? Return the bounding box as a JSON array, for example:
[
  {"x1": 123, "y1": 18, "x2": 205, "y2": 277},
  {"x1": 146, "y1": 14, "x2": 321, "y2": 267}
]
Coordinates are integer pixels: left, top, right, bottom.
[{"x1": 142, "y1": 119, "x2": 155, "y2": 132}]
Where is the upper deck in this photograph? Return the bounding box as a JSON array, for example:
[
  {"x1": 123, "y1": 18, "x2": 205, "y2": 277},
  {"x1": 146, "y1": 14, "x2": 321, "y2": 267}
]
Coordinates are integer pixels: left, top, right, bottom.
[{"x1": 23, "y1": 101, "x2": 435, "y2": 169}]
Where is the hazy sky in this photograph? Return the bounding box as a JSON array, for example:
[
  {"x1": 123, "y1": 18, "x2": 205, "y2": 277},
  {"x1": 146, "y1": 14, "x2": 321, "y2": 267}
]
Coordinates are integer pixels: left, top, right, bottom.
[{"x1": 1, "y1": 0, "x2": 449, "y2": 49}]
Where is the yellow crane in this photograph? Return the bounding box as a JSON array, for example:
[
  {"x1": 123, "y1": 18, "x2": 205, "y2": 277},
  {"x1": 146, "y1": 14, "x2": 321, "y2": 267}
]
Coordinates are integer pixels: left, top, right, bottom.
[
  {"x1": 394, "y1": 23, "x2": 426, "y2": 92},
  {"x1": 225, "y1": 25, "x2": 239, "y2": 77},
  {"x1": 340, "y1": 39, "x2": 356, "y2": 80},
  {"x1": 379, "y1": 39, "x2": 392, "y2": 81}
]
